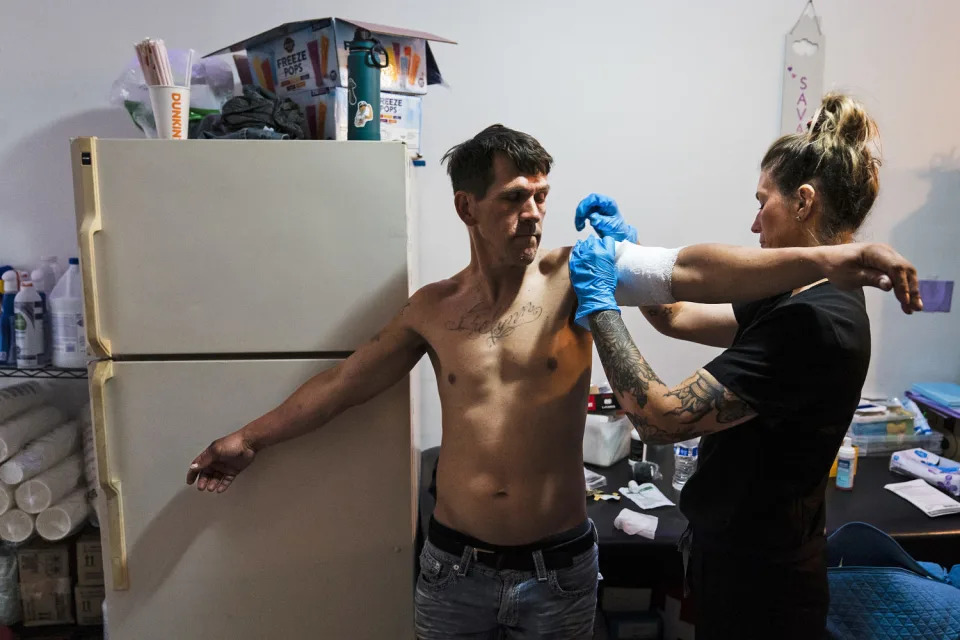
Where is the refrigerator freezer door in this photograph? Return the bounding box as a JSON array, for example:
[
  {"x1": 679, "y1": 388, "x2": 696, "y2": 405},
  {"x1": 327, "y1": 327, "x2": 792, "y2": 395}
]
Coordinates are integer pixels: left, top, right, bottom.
[
  {"x1": 72, "y1": 138, "x2": 411, "y2": 357},
  {"x1": 91, "y1": 358, "x2": 414, "y2": 639}
]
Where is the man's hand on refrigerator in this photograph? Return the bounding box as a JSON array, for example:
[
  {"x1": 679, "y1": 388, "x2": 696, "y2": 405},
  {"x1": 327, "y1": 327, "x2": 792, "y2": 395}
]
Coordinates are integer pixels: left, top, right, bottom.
[{"x1": 187, "y1": 430, "x2": 257, "y2": 493}]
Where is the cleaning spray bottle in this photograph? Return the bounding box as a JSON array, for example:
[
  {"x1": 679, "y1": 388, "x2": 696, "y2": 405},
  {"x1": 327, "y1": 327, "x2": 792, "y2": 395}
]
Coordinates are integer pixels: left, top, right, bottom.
[
  {"x1": 0, "y1": 270, "x2": 19, "y2": 364},
  {"x1": 346, "y1": 28, "x2": 388, "y2": 141}
]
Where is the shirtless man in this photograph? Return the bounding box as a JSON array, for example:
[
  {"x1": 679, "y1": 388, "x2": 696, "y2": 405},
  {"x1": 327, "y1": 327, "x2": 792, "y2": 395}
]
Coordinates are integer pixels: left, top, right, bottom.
[{"x1": 187, "y1": 125, "x2": 920, "y2": 639}]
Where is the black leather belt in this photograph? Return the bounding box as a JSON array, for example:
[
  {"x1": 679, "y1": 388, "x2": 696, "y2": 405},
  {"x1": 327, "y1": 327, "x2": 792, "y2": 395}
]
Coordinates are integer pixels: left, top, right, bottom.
[{"x1": 428, "y1": 518, "x2": 595, "y2": 571}]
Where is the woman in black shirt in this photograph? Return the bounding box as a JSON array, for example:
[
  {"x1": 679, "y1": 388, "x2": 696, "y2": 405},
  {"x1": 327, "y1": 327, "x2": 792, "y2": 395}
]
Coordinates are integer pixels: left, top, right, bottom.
[{"x1": 572, "y1": 94, "x2": 922, "y2": 638}]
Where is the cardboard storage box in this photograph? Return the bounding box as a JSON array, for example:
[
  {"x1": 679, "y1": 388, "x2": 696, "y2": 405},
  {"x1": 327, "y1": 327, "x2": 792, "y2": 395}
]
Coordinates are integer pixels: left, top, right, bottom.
[
  {"x1": 74, "y1": 584, "x2": 104, "y2": 626},
  {"x1": 17, "y1": 545, "x2": 70, "y2": 583},
  {"x1": 21, "y1": 578, "x2": 73, "y2": 627},
  {"x1": 207, "y1": 18, "x2": 455, "y2": 96},
  {"x1": 76, "y1": 535, "x2": 103, "y2": 586},
  {"x1": 289, "y1": 88, "x2": 422, "y2": 151}
]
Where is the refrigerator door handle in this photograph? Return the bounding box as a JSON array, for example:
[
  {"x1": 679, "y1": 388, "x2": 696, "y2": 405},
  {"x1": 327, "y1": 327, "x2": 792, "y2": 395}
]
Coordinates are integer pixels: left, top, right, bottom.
[
  {"x1": 91, "y1": 360, "x2": 128, "y2": 590},
  {"x1": 72, "y1": 137, "x2": 111, "y2": 358}
]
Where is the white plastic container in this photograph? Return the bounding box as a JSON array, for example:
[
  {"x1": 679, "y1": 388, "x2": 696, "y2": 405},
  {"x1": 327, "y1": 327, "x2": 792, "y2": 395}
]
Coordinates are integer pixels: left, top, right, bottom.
[
  {"x1": 835, "y1": 436, "x2": 856, "y2": 490},
  {"x1": 30, "y1": 268, "x2": 52, "y2": 366},
  {"x1": 14, "y1": 279, "x2": 44, "y2": 369},
  {"x1": 41, "y1": 256, "x2": 62, "y2": 285},
  {"x1": 49, "y1": 258, "x2": 85, "y2": 369}
]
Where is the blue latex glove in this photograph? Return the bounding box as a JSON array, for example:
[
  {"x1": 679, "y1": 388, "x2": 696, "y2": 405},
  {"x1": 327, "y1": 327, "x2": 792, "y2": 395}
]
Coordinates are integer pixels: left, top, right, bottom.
[
  {"x1": 574, "y1": 193, "x2": 639, "y2": 244},
  {"x1": 569, "y1": 235, "x2": 620, "y2": 329}
]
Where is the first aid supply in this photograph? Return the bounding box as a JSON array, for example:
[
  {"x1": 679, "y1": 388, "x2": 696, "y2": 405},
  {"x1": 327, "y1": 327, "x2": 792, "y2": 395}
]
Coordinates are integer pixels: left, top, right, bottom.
[
  {"x1": 583, "y1": 413, "x2": 632, "y2": 466},
  {"x1": 614, "y1": 242, "x2": 681, "y2": 307},
  {"x1": 890, "y1": 448, "x2": 960, "y2": 497},
  {"x1": 885, "y1": 479, "x2": 960, "y2": 517},
  {"x1": 836, "y1": 436, "x2": 857, "y2": 490},
  {"x1": 618, "y1": 482, "x2": 675, "y2": 510},
  {"x1": 614, "y1": 509, "x2": 659, "y2": 539}
]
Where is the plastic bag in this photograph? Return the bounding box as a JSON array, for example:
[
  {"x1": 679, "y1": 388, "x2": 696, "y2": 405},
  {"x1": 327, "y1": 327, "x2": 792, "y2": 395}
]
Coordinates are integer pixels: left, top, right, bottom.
[
  {"x1": 0, "y1": 546, "x2": 20, "y2": 625},
  {"x1": 110, "y1": 49, "x2": 236, "y2": 138},
  {"x1": 583, "y1": 413, "x2": 632, "y2": 467}
]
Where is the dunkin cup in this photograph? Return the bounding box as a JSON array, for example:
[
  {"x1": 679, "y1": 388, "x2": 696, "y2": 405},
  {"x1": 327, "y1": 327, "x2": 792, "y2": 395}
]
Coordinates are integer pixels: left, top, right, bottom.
[{"x1": 148, "y1": 85, "x2": 190, "y2": 140}]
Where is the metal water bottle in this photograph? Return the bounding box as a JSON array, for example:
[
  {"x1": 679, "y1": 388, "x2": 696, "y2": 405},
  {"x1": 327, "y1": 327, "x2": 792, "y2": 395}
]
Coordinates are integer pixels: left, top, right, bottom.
[{"x1": 346, "y1": 28, "x2": 388, "y2": 141}]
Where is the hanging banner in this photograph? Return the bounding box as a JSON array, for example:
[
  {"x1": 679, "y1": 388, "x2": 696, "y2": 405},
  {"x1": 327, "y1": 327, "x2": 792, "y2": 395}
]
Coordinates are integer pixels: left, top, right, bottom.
[{"x1": 780, "y1": 2, "x2": 826, "y2": 136}]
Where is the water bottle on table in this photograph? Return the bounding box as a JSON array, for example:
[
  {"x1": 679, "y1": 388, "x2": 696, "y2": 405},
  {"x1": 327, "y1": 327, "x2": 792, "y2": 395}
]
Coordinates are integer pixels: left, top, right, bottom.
[{"x1": 672, "y1": 437, "x2": 700, "y2": 490}]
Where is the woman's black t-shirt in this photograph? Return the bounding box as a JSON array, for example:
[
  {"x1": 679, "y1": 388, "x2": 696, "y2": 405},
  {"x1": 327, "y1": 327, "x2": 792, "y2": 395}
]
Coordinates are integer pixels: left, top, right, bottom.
[{"x1": 679, "y1": 282, "x2": 871, "y2": 557}]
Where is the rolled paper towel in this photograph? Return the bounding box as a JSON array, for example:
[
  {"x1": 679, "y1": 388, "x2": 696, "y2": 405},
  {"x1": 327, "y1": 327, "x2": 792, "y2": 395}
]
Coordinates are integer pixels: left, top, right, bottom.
[
  {"x1": 15, "y1": 453, "x2": 82, "y2": 514},
  {"x1": 36, "y1": 488, "x2": 90, "y2": 541},
  {"x1": 0, "y1": 421, "x2": 79, "y2": 485},
  {"x1": 0, "y1": 484, "x2": 12, "y2": 517},
  {"x1": 0, "y1": 381, "x2": 51, "y2": 423},
  {"x1": 0, "y1": 509, "x2": 34, "y2": 543},
  {"x1": 0, "y1": 406, "x2": 64, "y2": 462}
]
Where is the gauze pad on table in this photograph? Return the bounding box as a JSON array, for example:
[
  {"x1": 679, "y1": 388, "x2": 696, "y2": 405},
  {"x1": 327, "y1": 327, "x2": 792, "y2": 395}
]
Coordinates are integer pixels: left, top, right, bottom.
[{"x1": 613, "y1": 508, "x2": 659, "y2": 539}]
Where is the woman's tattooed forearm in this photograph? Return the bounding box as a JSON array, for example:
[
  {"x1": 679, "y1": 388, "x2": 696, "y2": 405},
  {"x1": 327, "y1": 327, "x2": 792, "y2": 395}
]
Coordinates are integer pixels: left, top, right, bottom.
[
  {"x1": 590, "y1": 311, "x2": 665, "y2": 410},
  {"x1": 590, "y1": 311, "x2": 755, "y2": 444}
]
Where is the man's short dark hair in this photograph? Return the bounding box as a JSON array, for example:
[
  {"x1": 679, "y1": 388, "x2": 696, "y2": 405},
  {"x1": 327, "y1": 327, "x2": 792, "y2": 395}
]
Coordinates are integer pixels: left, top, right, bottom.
[{"x1": 441, "y1": 125, "x2": 553, "y2": 199}]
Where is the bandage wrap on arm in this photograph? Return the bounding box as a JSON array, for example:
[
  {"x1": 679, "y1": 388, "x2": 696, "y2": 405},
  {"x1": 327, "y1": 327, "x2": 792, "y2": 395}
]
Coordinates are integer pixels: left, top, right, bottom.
[{"x1": 613, "y1": 242, "x2": 682, "y2": 306}]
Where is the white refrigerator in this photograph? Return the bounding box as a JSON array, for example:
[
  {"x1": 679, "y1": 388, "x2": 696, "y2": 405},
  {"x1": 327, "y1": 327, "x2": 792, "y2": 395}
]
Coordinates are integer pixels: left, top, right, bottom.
[{"x1": 71, "y1": 138, "x2": 420, "y2": 639}]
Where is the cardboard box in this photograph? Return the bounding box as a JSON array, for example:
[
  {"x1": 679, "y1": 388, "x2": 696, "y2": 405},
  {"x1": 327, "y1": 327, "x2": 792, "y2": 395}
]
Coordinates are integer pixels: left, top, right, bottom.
[
  {"x1": 289, "y1": 88, "x2": 422, "y2": 151},
  {"x1": 20, "y1": 578, "x2": 73, "y2": 627},
  {"x1": 207, "y1": 18, "x2": 455, "y2": 96},
  {"x1": 17, "y1": 545, "x2": 70, "y2": 583},
  {"x1": 587, "y1": 392, "x2": 620, "y2": 413},
  {"x1": 76, "y1": 536, "x2": 103, "y2": 586},
  {"x1": 74, "y1": 584, "x2": 104, "y2": 626}
]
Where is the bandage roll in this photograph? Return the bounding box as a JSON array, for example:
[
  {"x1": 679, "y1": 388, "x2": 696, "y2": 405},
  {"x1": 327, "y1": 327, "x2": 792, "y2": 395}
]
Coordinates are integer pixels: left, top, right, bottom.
[
  {"x1": 0, "y1": 421, "x2": 80, "y2": 485},
  {"x1": 36, "y1": 489, "x2": 90, "y2": 541},
  {"x1": 0, "y1": 509, "x2": 34, "y2": 543},
  {"x1": 613, "y1": 242, "x2": 681, "y2": 306},
  {"x1": 0, "y1": 382, "x2": 51, "y2": 423},
  {"x1": 15, "y1": 454, "x2": 82, "y2": 514},
  {"x1": 0, "y1": 406, "x2": 64, "y2": 463}
]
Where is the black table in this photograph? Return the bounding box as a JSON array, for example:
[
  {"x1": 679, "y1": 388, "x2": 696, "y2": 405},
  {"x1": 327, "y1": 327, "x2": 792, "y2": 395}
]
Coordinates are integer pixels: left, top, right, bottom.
[{"x1": 586, "y1": 447, "x2": 960, "y2": 585}]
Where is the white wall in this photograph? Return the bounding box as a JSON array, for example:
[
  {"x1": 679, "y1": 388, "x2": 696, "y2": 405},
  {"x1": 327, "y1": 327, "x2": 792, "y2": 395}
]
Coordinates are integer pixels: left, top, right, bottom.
[{"x1": 2, "y1": 1, "x2": 957, "y2": 449}]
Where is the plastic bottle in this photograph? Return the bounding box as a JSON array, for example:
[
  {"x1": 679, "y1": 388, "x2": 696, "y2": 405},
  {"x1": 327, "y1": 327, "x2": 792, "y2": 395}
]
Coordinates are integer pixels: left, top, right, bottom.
[
  {"x1": 0, "y1": 271, "x2": 19, "y2": 364},
  {"x1": 672, "y1": 437, "x2": 701, "y2": 490},
  {"x1": 30, "y1": 268, "x2": 52, "y2": 366},
  {"x1": 835, "y1": 436, "x2": 856, "y2": 490},
  {"x1": 14, "y1": 278, "x2": 44, "y2": 369},
  {"x1": 41, "y1": 257, "x2": 62, "y2": 286},
  {"x1": 50, "y1": 258, "x2": 86, "y2": 369}
]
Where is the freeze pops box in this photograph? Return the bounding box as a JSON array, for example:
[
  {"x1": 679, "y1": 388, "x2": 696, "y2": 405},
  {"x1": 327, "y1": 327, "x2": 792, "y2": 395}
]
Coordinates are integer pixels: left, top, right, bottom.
[
  {"x1": 207, "y1": 18, "x2": 455, "y2": 97},
  {"x1": 289, "y1": 88, "x2": 422, "y2": 152}
]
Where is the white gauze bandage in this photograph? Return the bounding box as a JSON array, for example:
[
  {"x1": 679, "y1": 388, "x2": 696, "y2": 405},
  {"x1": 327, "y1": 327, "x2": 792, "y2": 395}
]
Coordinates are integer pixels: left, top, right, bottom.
[{"x1": 613, "y1": 242, "x2": 682, "y2": 306}]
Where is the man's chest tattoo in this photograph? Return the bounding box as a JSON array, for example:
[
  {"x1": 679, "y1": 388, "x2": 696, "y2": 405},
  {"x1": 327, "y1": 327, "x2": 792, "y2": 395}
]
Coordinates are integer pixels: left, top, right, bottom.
[{"x1": 445, "y1": 301, "x2": 544, "y2": 346}]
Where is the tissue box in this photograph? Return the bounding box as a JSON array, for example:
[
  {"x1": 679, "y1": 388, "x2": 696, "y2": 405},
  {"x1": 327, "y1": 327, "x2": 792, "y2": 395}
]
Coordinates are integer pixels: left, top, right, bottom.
[
  {"x1": 74, "y1": 584, "x2": 104, "y2": 626},
  {"x1": 289, "y1": 88, "x2": 422, "y2": 152},
  {"x1": 890, "y1": 448, "x2": 960, "y2": 497},
  {"x1": 76, "y1": 536, "x2": 103, "y2": 587},
  {"x1": 20, "y1": 578, "x2": 73, "y2": 627},
  {"x1": 207, "y1": 18, "x2": 454, "y2": 96},
  {"x1": 583, "y1": 414, "x2": 631, "y2": 467},
  {"x1": 17, "y1": 545, "x2": 70, "y2": 583},
  {"x1": 850, "y1": 406, "x2": 914, "y2": 436}
]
